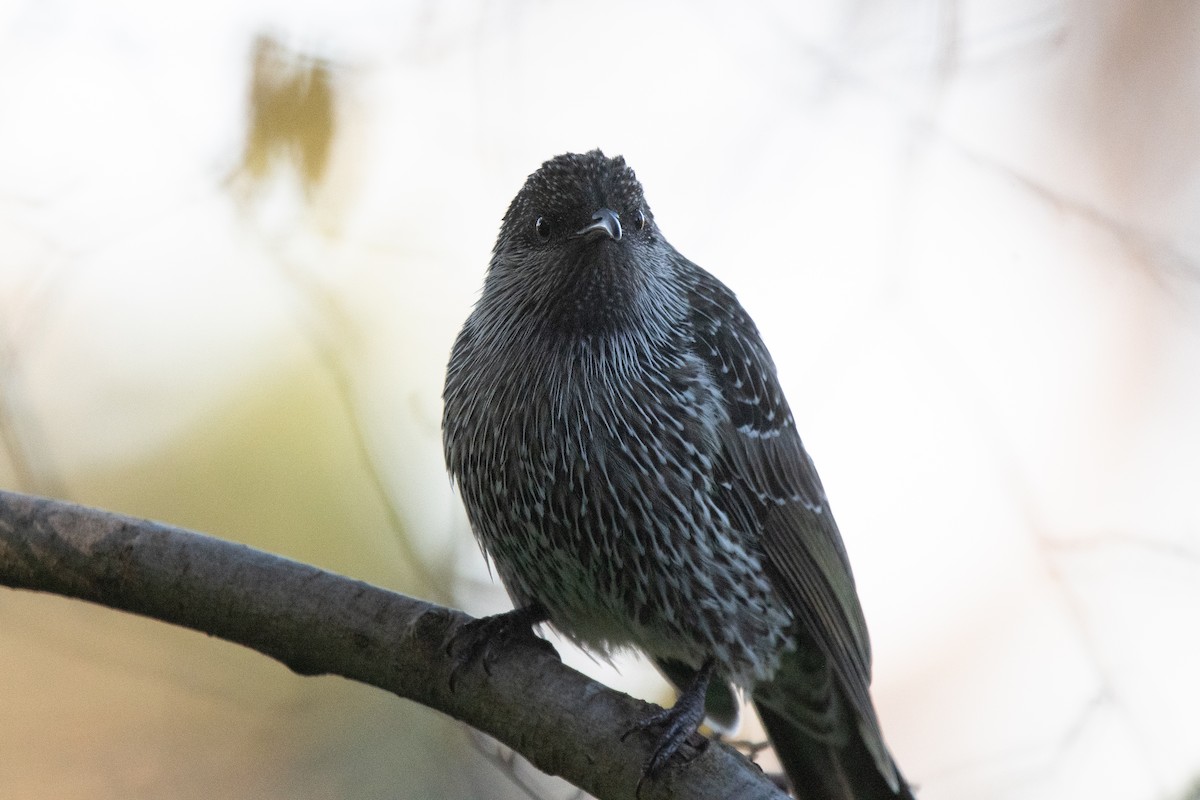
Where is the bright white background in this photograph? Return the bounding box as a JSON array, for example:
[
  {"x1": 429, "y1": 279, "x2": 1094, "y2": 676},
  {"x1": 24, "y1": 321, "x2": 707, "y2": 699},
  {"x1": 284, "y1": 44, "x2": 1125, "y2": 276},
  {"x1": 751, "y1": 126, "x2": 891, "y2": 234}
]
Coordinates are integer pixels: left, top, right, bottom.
[{"x1": 2, "y1": 2, "x2": 1199, "y2": 799}]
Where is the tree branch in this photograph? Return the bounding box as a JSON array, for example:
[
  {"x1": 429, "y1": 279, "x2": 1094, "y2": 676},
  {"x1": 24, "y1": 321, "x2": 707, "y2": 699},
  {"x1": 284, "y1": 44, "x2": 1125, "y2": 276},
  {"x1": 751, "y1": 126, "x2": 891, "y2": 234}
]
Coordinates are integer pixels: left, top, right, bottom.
[{"x1": 0, "y1": 489, "x2": 785, "y2": 800}]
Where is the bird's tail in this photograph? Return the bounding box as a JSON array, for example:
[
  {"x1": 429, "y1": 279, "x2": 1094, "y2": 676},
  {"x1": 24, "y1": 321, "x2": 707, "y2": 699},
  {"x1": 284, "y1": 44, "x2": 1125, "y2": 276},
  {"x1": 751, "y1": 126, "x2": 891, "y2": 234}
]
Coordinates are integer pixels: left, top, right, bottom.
[{"x1": 754, "y1": 695, "x2": 914, "y2": 800}]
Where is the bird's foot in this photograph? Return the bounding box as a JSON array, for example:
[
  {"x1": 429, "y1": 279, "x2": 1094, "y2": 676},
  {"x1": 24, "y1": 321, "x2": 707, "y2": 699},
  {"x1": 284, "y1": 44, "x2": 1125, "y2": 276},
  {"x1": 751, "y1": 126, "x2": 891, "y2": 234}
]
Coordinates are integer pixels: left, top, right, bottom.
[
  {"x1": 622, "y1": 699, "x2": 710, "y2": 781},
  {"x1": 621, "y1": 658, "x2": 715, "y2": 795},
  {"x1": 446, "y1": 603, "x2": 551, "y2": 691}
]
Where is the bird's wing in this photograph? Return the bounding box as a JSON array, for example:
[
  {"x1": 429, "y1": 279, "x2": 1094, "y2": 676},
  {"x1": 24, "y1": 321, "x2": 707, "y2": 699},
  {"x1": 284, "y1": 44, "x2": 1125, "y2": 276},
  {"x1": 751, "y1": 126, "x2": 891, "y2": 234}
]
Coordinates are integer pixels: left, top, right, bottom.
[{"x1": 686, "y1": 264, "x2": 884, "y2": 750}]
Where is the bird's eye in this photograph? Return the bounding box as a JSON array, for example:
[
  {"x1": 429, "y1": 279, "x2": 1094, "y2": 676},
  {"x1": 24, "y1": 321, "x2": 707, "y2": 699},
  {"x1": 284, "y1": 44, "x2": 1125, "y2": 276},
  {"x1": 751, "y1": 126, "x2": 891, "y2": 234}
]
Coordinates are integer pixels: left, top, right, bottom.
[
  {"x1": 535, "y1": 217, "x2": 552, "y2": 242},
  {"x1": 633, "y1": 209, "x2": 647, "y2": 231}
]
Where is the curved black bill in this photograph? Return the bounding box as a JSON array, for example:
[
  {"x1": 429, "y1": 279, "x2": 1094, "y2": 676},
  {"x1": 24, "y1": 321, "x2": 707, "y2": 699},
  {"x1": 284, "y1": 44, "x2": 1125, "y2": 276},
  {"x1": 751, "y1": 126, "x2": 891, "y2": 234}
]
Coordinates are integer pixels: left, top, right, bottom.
[{"x1": 574, "y1": 208, "x2": 622, "y2": 241}]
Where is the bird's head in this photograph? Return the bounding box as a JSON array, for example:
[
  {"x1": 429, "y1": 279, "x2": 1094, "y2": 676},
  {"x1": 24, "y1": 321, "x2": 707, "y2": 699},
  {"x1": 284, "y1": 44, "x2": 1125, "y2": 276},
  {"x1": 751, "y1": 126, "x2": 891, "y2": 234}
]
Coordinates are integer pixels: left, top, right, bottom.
[{"x1": 482, "y1": 150, "x2": 681, "y2": 338}]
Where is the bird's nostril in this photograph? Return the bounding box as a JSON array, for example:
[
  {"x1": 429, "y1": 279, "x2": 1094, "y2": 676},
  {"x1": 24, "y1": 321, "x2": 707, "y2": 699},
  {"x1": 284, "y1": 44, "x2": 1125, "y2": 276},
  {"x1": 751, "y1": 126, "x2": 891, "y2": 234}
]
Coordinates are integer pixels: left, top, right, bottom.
[{"x1": 575, "y1": 208, "x2": 621, "y2": 241}]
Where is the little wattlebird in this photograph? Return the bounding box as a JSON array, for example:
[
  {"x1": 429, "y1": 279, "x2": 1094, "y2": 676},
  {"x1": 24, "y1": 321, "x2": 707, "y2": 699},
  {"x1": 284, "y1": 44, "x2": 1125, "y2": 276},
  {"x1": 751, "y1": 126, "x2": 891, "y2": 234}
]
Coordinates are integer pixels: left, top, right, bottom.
[{"x1": 443, "y1": 150, "x2": 914, "y2": 799}]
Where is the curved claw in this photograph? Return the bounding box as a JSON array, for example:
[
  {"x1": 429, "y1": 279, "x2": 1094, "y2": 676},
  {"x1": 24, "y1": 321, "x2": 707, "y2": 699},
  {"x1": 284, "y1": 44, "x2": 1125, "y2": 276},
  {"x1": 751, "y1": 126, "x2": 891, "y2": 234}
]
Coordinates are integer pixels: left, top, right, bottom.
[
  {"x1": 621, "y1": 658, "x2": 716, "y2": 795},
  {"x1": 446, "y1": 603, "x2": 551, "y2": 691}
]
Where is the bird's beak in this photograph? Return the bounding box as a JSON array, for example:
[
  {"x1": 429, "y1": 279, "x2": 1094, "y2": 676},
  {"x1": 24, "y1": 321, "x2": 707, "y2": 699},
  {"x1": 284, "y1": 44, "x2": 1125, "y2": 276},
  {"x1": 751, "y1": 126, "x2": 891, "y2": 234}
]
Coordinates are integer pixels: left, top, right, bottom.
[{"x1": 573, "y1": 208, "x2": 622, "y2": 241}]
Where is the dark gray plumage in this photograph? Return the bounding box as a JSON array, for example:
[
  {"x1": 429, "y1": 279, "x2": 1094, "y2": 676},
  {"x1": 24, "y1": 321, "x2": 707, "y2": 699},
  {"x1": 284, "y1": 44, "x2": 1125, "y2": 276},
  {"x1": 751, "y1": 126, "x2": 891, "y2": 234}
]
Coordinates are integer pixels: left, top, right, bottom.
[{"x1": 443, "y1": 150, "x2": 913, "y2": 799}]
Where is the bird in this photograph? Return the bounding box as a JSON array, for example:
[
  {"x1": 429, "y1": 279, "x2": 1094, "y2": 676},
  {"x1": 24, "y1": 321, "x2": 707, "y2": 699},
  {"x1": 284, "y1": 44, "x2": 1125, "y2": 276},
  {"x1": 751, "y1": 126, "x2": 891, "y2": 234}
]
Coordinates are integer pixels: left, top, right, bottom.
[{"x1": 443, "y1": 150, "x2": 914, "y2": 799}]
